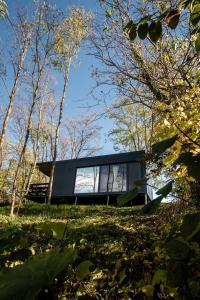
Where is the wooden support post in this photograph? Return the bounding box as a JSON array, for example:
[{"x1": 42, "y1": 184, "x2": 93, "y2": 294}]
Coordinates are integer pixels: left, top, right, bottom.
[
  {"x1": 75, "y1": 196, "x2": 78, "y2": 205},
  {"x1": 145, "y1": 193, "x2": 148, "y2": 205},
  {"x1": 107, "y1": 195, "x2": 109, "y2": 206}
]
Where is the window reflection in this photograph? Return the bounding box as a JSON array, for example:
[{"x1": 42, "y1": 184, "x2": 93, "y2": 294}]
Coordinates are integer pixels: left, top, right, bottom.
[
  {"x1": 99, "y1": 165, "x2": 109, "y2": 192},
  {"x1": 74, "y1": 166, "x2": 99, "y2": 193},
  {"x1": 99, "y1": 164, "x2": 127, "y2": 192},
  {"x1": 74, "y1": 164, "x2": 127, "y2": 194}
]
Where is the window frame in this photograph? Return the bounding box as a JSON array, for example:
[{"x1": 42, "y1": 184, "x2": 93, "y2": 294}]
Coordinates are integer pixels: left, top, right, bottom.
[
  {"x1": 73, "y1": 163, "x2": 128, "y2": 195},
  {"x1": 74, "y1": 165, "x2": 100, "y2": 194}
]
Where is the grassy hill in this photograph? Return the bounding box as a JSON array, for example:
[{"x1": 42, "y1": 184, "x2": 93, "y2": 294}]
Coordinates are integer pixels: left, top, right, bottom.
[{"x1": 0, "y1": 203, "x2": 199, "y2": 299}]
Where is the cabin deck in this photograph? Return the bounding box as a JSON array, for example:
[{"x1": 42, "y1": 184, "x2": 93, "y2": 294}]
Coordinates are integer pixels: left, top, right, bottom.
[
  {"x1": 26, "y1": 183, "x2": 147, "y2": 205},
  {"x1": 27, "y1": 183, "x2": 48, "y2": 203}
]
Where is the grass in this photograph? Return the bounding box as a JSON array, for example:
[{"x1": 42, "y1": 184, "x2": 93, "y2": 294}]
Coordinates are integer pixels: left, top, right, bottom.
[
  {"x1": 0, "y1": 204, "x2": 159, "y2": 263},
  {"x1": 0, "y1": 202, "x2": 185, "y2": 299},
  {"x1": 0, "y1": 203, "x2": 143, "y2": 225},
  {"x1": 0, "y1": 204, "x2": 151, "y2": 255}
]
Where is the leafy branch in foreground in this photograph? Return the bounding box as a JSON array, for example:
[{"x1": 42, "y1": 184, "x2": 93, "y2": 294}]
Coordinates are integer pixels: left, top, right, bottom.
[
  {"x1": 142, "y1": 181, "x2": 173, "y2": 214},
  {"x1": 121, "y1": 0, "x2": 200, "y2": 52},
  {"x1": 0, "y1": 0, "x2": 7, "y2": 18},
  {"x1": 0, "y1": 248, "x2": 76, "y2": 300},
  {"x1": 117, "y1": 187, "x2": 139, "y2": 207},
  {"x1": 152, "y1": 135, "x2": 177, "y2": 159}
]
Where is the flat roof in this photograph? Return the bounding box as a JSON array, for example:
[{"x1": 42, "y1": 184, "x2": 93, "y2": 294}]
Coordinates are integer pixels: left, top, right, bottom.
[{"x1": 37, "y1": 150, "x2": 145, "y2": 176}]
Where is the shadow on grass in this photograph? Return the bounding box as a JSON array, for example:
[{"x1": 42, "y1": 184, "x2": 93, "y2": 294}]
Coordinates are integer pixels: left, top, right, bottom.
[
  {"x1": 0, "y1": 203, "x2": 158, "y2": 300},
  {"x1": 15, "y1": 203, "x2": 143, "y2": 219}
]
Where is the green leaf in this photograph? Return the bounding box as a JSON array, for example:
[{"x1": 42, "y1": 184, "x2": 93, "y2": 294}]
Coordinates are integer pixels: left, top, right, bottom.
[
  {"x1": 148, "y1": 21, "x2": 162, "y2": 43},
  {"x1": 50, "y1": 222, "x2": 67, "y2": 239},
  {"x1": 123, "y1": 20, "x2": 137, "y2": 41},
  {"x1": 117, "y1": 187, "x2": 138, "y2": 207},
  {"x1": 0, "y1": 231, "x2": 28, "y2": 253},
  {"x1": 105, "y1": 9, "x2": 113, "y2": 18},
  {"x1": 76, "y1": 260, "x2": 93, "y2": 279},
  {"x1": 166, "y1": 9, "x2": 180, "y2": 29},
  {"x1": 179, "y1": 0, "x2": 193, "y2": 9},
  {"x1": 10, "y1": 249, "x2": 32, "y2": 262},
  {"x1": 142, "y1": 285, "x2": 154, "y2": 297},
  {"x1": 191, "y1": 25, "x2": 200, "y2": 35},
  {"x1": 167, "y1": 260, "x2": 186, "y2": 287},
  {"x1": 181, "y1": 213, "x2": 200, "y2": 243},
  {"x1": 129, "y1": 24, "x2": 137, "y2": 41},
  {"x1": 142, "y1": 195, "x2": 163, "y2": 214},
  {"x1": 0, "y1": 238, "x2": 11, "y2": 252},
  {"x1": 191, "y1": 4, "x2": 200, "y2": 26},
  {"x1": 0, "y1": 248, "x2": 76, "y2": 300},
  {"x1": 152, "y1": 269, "x2": 167, "y2": 286},
  {"x1": 0, "y1": 0, "x2": 7, "y2": 18},
  {"x1": 165, "y1": 237, "x2": 191, "y2": 260},
  {"x1": 152, "y1": 135, "x2": 177, "y2": 158},
  {"x1": 174, "y1": 152, "x2": 200, "y2": 181},
  {"x1": 156, "y1": 180, "x2": 173, "y2": 197},
  {"x1": 134, "y1": 178, "x2": 147, "y2": 186},
  {"x1": 37, "y1": 222, "x2": 67, "y2": 239},
  {"x1": 137, "y1": 22, "x2": 149, "y2": 40},
  {"x1": 123, "y1": 20, "x2": 134, "y2": 31},
  {"x1": 195, "y1": 35, "x2": 200, "y2": 52}
]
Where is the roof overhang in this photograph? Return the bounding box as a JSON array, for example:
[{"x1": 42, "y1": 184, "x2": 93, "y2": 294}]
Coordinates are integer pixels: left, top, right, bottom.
[
  {"x1": 36, "y1": 151, "x2": 146, "y2": 177},
  {"x1": 37, "y1": 162, "x2": 52, "y2": 177}
]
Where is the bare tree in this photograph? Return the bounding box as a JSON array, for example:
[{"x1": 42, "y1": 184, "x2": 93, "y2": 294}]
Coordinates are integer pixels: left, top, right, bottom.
[
  {"x1": 91, "y1": 0, "x2": 199, "y2": 137},
  {"x1": 24, "y1": 89, "x2": 57, "y2": 195},
  {"x1": 91, "y1": 0, "x2": 200, "y2": 199},
  {"x1": 10, "y1": 2, "x2": 61, "y2": 215},
  {"x1": 0, "y1": 12, "x2": 32, "y2": 168},
  {"x1": 47, "y1": 8, "x2": 92, "y2": 206},
  {"x1": 59, "y1": 113, "x2": 102, "y2": 160}
]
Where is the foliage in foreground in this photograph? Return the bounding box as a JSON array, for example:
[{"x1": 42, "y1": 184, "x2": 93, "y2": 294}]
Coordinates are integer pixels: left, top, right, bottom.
[
  {"x1": 96, "y1": 0, "x2": 200, "y2": 209},
  {"x1": 0, "y1": 204, "x2": 199, "y2": 299}
]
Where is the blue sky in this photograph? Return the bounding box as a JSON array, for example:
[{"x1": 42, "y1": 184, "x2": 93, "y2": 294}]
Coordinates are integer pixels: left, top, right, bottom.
[{"x1": 2, "y1": 0, "x2": 116, "y2": 154}]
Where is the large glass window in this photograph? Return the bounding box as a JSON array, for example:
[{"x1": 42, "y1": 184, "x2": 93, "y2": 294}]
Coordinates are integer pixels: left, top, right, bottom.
[
  {"x1": 99, "y1": 165, "x2": 109, "y2": 192},
  {"x1": 74, "y1": 166, "x2": 99, "y2": 193},
  {"x1": 74, "y1": 164, "x2": 127, "y2": 194},
  {"x1": 99, "y1": 164, "x2": 127, "y2": 192}
]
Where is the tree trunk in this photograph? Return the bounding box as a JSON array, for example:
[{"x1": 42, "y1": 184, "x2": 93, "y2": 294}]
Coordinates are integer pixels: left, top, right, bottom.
[
  {"x1": 0, "y1": 46, "x2": 28, "y2": 168},
  {"x1": 10, "y1": 63, "x2": 42, "y2": 216},
  {"x1": 47, "y1": 61, "x2": 70, "y2": 206},
  {"x1": 16, "y1": 102, "x2": 43, "y2": 214},
  {"x1": 10, "y1": 102, "x2": 35, "y2": 216}
]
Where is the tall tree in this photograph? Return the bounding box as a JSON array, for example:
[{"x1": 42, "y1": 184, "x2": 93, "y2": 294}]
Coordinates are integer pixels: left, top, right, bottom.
[
  {"x1": 10, "y1": 2, "x2": 61, "y2": 215},
  {"x1": 47, "y1": 8, "x2": 92, "y2": 206},
  {"x1": 89, "y1": 0, "x2": 200, "y2": 208},
  {"x1": 24, "y1": 89, "x2": 57, "y2": 191},
  {"x1": 0, "y1": 12, "x2": 32, "y2": 168},
  {"x1": 108, "y1": 101, "x2": 154, "y2": 152},
  {"x1": 92, "y1": 0, "x2": 200, "y2": 188}
]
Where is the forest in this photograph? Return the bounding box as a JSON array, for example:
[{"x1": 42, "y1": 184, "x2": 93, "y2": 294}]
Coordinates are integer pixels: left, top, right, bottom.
[{"x1": 0, "y1": 0, "x2": 200, "y2": 299}]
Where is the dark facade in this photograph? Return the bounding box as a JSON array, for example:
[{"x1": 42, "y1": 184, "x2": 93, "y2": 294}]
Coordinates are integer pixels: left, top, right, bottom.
[{"x1": 27, "y1": 151, "x2": 152, "y2": 205}]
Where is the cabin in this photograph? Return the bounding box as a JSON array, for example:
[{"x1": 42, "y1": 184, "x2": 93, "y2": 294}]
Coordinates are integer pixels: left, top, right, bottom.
[{"x1": 27, "y1": 151, "x2": 152, "y2": 205}]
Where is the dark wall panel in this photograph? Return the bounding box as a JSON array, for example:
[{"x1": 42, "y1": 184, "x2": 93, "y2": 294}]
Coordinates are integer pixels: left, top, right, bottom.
[
  {"x1": 52, "y1": 161, "x2": 76, "y2": 197},
  {"x1": 127, "y1": 162, "x2": 146, "y2": 193},
  {"x1": 37, "y1": 151, "x2": 148, "y2": 197}
]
